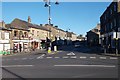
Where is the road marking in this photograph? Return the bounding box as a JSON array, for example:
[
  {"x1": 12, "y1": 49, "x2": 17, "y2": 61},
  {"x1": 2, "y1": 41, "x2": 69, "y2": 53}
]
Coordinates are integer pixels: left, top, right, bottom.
[
  {"x1": 54, "y1": 57, "x2": 60, "y2": 58},
  {"x1": 46, "y1": 57, "x2": 52, "y2": 59},
  {"x1": 100, "y1": 57, "x2": 106, "y2": 59},
  {"x1": 80, "y1": 56, "x2": 86, "y2": 59},
  {"x1": 71, "y1": 56, "x2": 77, "y2": 59},
  {"x1": 110, "y1": 57, "x2": 118, "y2": 60},
  {"x1": 63, "y1": 56, "x2": 69, "y2": 59},
  {"x1": 37, "y1": 54, "x2": 45, "y2": 59},
  {"x1": 67, "y1": 52, "x2": 75, "y2": 56},
  {"x1": 54, "y1": 65, "x2": 116, "y2": 68},
  {"x1": 90, "y1": 57, "x2": 96, "y2": 59},
  {"x1": 1, "y1": 65, "x2": 34, "y2": 68},
  {"x1": 22, "y1": 58, "x2": 27, "y2": 60}
]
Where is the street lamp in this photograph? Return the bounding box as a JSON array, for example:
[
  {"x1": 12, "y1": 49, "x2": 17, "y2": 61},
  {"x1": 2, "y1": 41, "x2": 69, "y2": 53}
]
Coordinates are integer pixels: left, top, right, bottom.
[
  {"x1": 43, "y1": 0, "x2": 59, "y2": 51},
  {"x1": 43, "y1": 0, "x2": 59, "y2": 25}
]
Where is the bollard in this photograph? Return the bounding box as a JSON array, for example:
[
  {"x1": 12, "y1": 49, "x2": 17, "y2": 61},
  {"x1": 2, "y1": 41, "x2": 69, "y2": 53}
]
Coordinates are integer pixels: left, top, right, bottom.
[
  {"x1": 54, "y1": 46, "x2": 57, "y2": 52},
  {"x1": 48, "y1": 47, "x2": 51, "y2": 54}
]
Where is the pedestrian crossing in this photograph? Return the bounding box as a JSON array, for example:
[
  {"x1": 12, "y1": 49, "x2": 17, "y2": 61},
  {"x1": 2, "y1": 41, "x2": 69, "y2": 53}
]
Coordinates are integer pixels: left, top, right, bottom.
[{"x1": 2, "y1": 56, "x2": 118, "y2": 61}]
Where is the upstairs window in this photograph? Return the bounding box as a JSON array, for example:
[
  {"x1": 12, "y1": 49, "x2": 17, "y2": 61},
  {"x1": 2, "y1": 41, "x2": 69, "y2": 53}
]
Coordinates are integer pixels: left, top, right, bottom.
[
  {"x1": 14, "y1": 31, "x2": 18, "y2": 37},
  {"x1": 37, "y1": 31, "x2": 39, "y2": 36},
  {"x1": 32, "y1": 30, "x2": 34, "y2": 35},
  {"x1": 114, "y1": 4, "x2": 117, "y2": 12},
  {"x1": 0, "y1": 32, "x2": 1, "y2": 39},
  {"x1": 24, "y1": 32, "x2": 28, "y2": 38}
]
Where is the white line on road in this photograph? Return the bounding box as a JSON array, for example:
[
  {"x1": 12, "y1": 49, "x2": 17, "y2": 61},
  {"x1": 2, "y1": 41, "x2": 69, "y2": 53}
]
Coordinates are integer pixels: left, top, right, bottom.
[
  {"x1": 80, "y1": 56, "x2": 87, "y2": 59},
  {"x1": 100, "y1": 57, "x2": 106, "y2": 59},
  {"x1": 90, "y1": 57, "x2": 96, "y2": 59},
  {"x1": 22, "y1": 58, "x2": 27, "y2": 60},
  {"x1": 71, "y1": 56, "x2": 77, "y2": 59},
  {"x1": 63, "y1": 56, "x2": 69, "y2": 58},
  {"x1": 46, "y1": 57, "x2": 52, "y2": 59},
  {"x1": 110, "y1": 57, "x2": 118, "y2": 60},
  {"x1": 54, "y1": 57, "x2": 60, "y2": 58},
  {"x1": 37, "y1": 54, "x2": 45, "y2": 59},
  {"x1": 1, "y1": 65, "x2": 34, "y2": 67},
  {"x1": 54, "y1": 65, "x2": 116, "y2": 68}
]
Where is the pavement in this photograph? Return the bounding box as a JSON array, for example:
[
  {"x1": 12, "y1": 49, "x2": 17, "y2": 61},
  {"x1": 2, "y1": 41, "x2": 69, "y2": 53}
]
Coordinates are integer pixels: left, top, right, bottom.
[{"x1": 1, "y1": 45, "x2": 120, "y2": 79}]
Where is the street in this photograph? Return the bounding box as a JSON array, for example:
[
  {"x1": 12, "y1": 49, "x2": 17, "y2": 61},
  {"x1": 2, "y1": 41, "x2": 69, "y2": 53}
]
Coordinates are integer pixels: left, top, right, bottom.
[{"x1": 1, "y1": 45, "x2": 119, "y2": 79}]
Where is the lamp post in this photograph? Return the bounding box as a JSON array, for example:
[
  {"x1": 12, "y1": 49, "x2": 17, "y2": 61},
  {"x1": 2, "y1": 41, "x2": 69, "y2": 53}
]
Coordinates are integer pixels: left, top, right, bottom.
[
  {"x1": 43, "y1": 0, "x2": 59, "y2": 25},
  {"x1": 43, "y1": 0, "x2": 59, "y2": 52}
]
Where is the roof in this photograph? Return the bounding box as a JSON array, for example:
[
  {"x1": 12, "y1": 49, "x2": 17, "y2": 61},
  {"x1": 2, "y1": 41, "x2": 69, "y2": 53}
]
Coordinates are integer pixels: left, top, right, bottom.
[
  {"x1": 7, "y1": 18, "x2": 50, "y2": 31},
  {"x1": 0, "y1": 27, "x2": 12, "y2": 31}
]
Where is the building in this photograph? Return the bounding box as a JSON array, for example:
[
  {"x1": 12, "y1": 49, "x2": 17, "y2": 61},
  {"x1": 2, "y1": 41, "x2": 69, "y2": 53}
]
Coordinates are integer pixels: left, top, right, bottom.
[
  {"x1": 0, "y1": 21, "x2": 12, "y2": 54},
  {"x1": 6, "y1": 17, "x2": 50, "y2": 52},
  {"x1": 71, "y1": 32, "x2": 77, "y2": 41},
  {"x1": 43, "y1": 24, "x2": 67, "y2": 41},
  {"x1": 87, "y1": 24, "x2": 100, "y2": 46},
  {"x1": 100, "y1": 0, "x2": 120, "y2": 53},
  {"x1": 6, "y1": 19, "x2": 30, "y2": 52}
]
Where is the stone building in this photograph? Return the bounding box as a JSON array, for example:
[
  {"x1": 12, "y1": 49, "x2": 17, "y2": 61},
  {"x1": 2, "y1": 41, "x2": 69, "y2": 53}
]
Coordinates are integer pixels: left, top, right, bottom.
[
  {"x1": 100, "y1": 0, "x2": 120, "y2": 53},
  {"x1": 87, "y1": 24, "x2": 100, "y2": 46},
  {"x1": 0, "y1": 21, "x2": 12, "y2": 54}
]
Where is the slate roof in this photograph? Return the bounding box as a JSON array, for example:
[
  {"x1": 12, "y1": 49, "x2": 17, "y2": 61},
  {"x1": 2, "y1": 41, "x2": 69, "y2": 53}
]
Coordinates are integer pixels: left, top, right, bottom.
[{"x1": 6, "y1": 18, "x2": 50, "y2": 31}]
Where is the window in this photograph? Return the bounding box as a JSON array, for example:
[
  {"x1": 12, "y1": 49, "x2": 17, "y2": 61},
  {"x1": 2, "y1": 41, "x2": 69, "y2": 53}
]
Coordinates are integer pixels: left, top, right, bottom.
[
  {"x1": 110, "y1": 9, "x2": 112, "y2": 14},
  {"x1": 104, "y1": 14, "x2": 106, "y2": 20},
  {"x1": 110, "y1": 22, "x2": 113, "y2": 29},
  {"x1": 14, "y1": 31, "x2": 18, "y2": 37},
  {"x1": 32, "y1": 30, "x2": 34, "y2": 35},
  {"x1": 24, "y1": 32, "x2": 28, "y2": 38},
  {"x1": 0, "y1": 31, "x2": 1, "y2": 39},
  {"x1": 5, "y1": 33, "x2": 9, "y2": 40},
  {"x1": 94, "y1": 29, "x2": 98, "y2": 32},
  {"x1": 37, "y1": 31, "x2": 39, "y2": 36},
  {"x1": 114, "y1": 4, "x2": 116, "y2": 11},
  {"x1": 114, "y1": 19, "x2": 116, "y2": 27}
]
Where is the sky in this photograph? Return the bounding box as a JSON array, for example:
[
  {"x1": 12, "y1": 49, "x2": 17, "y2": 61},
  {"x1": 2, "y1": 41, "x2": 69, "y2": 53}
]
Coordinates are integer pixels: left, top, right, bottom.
[{"x1": 1, "y1": 2, "x2": 111, "y2": 36}]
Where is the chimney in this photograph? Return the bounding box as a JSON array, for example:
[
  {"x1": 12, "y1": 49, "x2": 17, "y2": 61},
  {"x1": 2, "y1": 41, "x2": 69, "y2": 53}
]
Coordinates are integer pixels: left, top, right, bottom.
[
  {"x1": 40, "y1": 24, "x2": 43, "y2": 26},
  {"x1": 28, "y1": 16, "x2": 31, "y2": 23},
  {"x1": 0, "y1": 20, "x2": 5, "y2": 28}
]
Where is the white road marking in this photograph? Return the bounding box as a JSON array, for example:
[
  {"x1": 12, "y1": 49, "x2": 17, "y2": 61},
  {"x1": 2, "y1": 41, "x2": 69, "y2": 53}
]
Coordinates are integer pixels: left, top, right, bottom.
[
  {"x1": 80, "y1": 56, "x2": 87, "y2": 59},
  {"x1": 22, "y1": 58, "x2": 27, "y2": 60},
  {"x1": 54, "y1": 65, "x2": 116, "y2": 67},
  {"x1": 1, "y1": 65, "x2": 34, "y2": 67},
  {"x1": 90, "y1": 57, "x2": 96, "y2": 59},
  {"x1": 100, "y1": 57, "x2": 106, "y2": 59},
  {"x1": 37, "y1": 54, "x2": 45, "y2": 59},
  {"x1": 54, "y1": 57, "x2": 60, "y2": 58},
  {"x1": 63, "y1": 56, "x2": 69, "y2": 58},
  {"x1": 67, "y1": 52, "x2": 75, "y2": 56},
  {"x1": 71, "y1": 56, "x2": 77, "y2": 58},
  {"x1": 46, "y1": 57, "x2": 52, "y2": 59},
  {"x1": 110, "y1": 57, "x2": 118, "y2": 60}
]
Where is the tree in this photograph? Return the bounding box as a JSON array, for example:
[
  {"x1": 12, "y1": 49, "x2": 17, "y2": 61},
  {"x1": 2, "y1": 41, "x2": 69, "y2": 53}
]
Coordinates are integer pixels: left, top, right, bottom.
[{"x1": 77, "y1": 34, "x2": 83, "y2": 39}]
